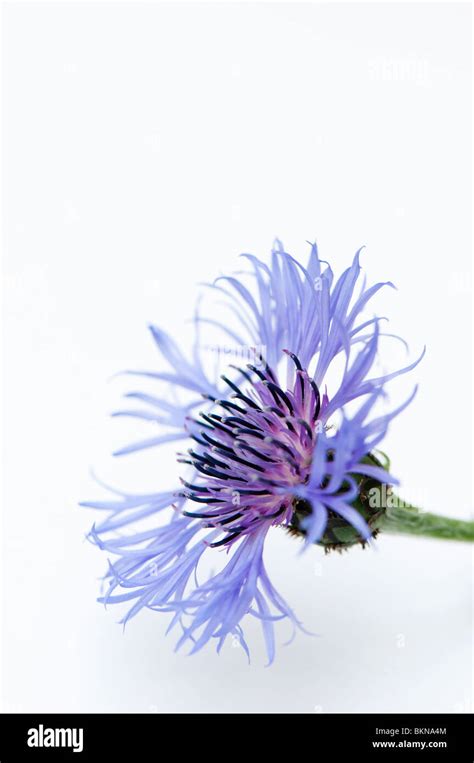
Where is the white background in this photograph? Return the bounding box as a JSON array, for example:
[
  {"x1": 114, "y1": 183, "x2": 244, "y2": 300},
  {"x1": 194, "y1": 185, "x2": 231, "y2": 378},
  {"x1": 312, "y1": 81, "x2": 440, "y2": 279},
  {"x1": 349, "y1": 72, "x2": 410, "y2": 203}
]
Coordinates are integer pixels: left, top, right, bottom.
[{"x1": 2, "y1": 1, "x2": 472, "y2": 713}]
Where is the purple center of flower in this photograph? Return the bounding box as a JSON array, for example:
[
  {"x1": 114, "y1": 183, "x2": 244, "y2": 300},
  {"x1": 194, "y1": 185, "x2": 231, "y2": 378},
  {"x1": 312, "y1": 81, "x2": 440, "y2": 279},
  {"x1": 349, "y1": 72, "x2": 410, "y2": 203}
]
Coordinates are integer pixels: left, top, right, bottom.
[{"x1": 178, "y1": 351, "x2": 321, "y2": 548}]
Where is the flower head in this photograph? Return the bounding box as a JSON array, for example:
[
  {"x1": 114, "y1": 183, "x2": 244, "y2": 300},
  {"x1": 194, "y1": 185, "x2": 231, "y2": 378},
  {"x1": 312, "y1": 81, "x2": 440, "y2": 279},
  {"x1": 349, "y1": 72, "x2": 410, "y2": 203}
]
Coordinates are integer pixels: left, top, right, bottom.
[
  {"x1": 83, "y1": 240, "x2": 423, "y2": 663},
  {"x1": 179, "y1": 351, "x2": 321, "y2": 546}
]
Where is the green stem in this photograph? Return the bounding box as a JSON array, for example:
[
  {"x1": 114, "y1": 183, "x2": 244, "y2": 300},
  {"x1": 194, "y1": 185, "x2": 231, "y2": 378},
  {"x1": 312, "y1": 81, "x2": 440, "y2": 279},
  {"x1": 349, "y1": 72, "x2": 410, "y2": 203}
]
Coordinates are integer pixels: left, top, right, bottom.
[{"x1": 373, "y1": 502, "x2": 474, "y2": 543}]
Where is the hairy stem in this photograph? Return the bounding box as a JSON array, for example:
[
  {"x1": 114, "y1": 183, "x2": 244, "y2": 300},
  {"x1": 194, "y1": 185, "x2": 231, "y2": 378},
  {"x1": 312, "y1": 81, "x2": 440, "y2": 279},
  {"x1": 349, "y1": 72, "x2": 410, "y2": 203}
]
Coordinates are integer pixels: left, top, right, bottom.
[{"x1": 373, "y1": 502, "x2": 474, "y2": 543}]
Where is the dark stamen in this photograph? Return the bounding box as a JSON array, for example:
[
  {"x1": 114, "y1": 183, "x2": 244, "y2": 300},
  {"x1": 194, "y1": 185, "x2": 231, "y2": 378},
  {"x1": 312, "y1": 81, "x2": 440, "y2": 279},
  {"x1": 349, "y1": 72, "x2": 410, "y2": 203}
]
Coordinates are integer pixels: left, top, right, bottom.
[
  {"x1": 200, "y1": 465, "x2": 246, "y2": 482},
  {"x1": 192, "y1": 461, "x2": 228, "y2": 479},
  {"x1": 264, "y1": 381, "x2": 294, "y2": 414},
  {"x1": 189, "y1": 449, "x2": 229, "y2": 470},
  {"x1": 210, "y1": 531, "x2": 241, "y2": 548},
  {"x1": 200, "y1": 412, "x2": 235, "y2": 435},
  {"x1": 188, "y1": 417, "x2": 214, "y2": 430},
  {"x1": 183, "y1": 509, "x2": 219, "y2": 518},
  {"x1": 229, "y1": 364, "x2": 254, "y2": 384},
  {"x1": 180, "y1": 479, "x2": 210, "y2": 492},
  {"x1": 236, "y1": 441, "x2": 277, "y2": 463},
  {"x1": 283, "y1": 417, "x2": 296, "y2": 434},
  {"x1": 254, "y1": 353, "x2": 277, "y2": 382},
  {"x1": 296, "y1": 370, "x2": 305, "y2": 401},
  {"x1": 247, "y1": 364, "x2": 268, "y2": 382},
  {"x1": 221, "y1": 375, "x2": 261, "y2": 410},
  {"x1": 212, "y1": 446, "x2": 265, "y2": 473},
  {"x1": 264, "y1": 406, "x2": 285, "y2": 418},
  {"x1": 201, "y1": 432, "x2": 235, "y2": 452},
  {"x1": 234, "y1": 427, "x2": 265, "y2": 440},
  {"x1": 219, "y1": 511, "x2": 243, "y2": 525},
  {"x1": 216, "y1": 399, "x2": 247, "y2": 415},
  {"x1": 189, "y1": 432, "x2": 208, "y2": 447},
  {"x1": 310, "y1": 379, "x2": 321, "y2": 421},
  {"x1": 264, "y1": 437, "x2": 298, "y2": 461},
  {"x1": 283, "y1": 349, "x2": 303, "y2": 370},
  {"x1": 298, "y1": 419, "x2": 313, "y2": 440},
  {"x1": 179, "y1": 493, "x2": 225, "y2": 504},
  {"x1": 222, "y1": 416, "x2": 260, "y2": 431},
  {"x1": 231, "y1": 392, "x2": 260, "y2": 410}
]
